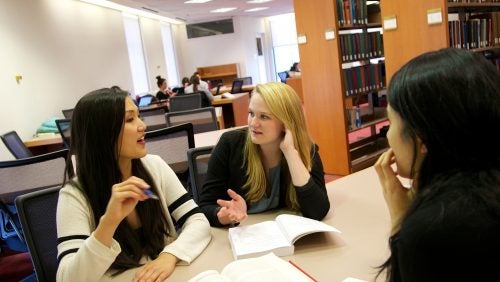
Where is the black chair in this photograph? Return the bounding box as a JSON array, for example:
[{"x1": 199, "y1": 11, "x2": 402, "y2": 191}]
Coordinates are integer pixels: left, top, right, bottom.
[
  {"x1": 1, "y1": 131, "x2": 33, "y2": 159},
  {"x1": 55, "y1": 119, "x2": 71, "y2": 148},
  {"x1": 0, "y1": 149, "x2": 71, "y2": 258},
  {"x1": 145, "y1": 123, "x2": 195, "y2": 188},
  {"x1": 61, "y1": 108, "x2": 74, "y2": 120},
  {"x1": 238, "y1": 76, "x2": 253, "y2": 85},
  {"x1": 278, "y1": 71, "x2": 288, "y2": 83},
  {"x1": 187, "y1": 146, "x2": 214, "y2": 203},
  {"x1": 139, "y1": 107, "x2": 168, "y2": 132},
  {"x1": 169, "y1": 93, "x2": 202, "y2": 112},
  {"x1": 165, "y1": 107, "x2": 219, "y2": 134},
  {"x1": 230, "y1": 79, "x2": 244, "y2": 94},
  {"x1": 15, "y1": 186, "x2": 61, "y2": 282}
]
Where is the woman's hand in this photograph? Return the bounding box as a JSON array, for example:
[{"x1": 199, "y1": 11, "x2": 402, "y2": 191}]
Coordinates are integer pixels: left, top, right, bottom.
[
  {"x1": 95, "y1": 177, "x2": 150, "y2": 247},
  {"x1": 279, "y1": 128, "x2": 296, "y2": 154},
  {"x1": 104, "y1": 176, "x2": 150, "y2": 224},
  {"x1": 134, "y1": 252, "x2": 178, "y2": 282},
  {"x1": 216, "y1": 189, "x2": 248, "y2": 225},
  {"x1": 374, "y1": 149, "x2": 412, "y2": 230}
]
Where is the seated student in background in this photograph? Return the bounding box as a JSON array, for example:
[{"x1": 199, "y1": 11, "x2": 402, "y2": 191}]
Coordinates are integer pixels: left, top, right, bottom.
[
  {"x1": 155, "y1": 75, "x2": 175, "y2": 100},
  {"x1": 184, "y1": 75, "x2": 214, "y2": 107},
  {"x1": 374, "y1": 48, "x2": 500, "y2": 281},
  {"x1": 287, "y1": 62, "x2": 301, "y2": 78},
  {"x1": 193, "y1": 71, "x2": 209, "y2": 89},
  {"x1": 56, "y1": 88, "x2": 211, "y2": 281},
  {"x1": 198, "y1": 82, "x2": 330, "y2": 227}
]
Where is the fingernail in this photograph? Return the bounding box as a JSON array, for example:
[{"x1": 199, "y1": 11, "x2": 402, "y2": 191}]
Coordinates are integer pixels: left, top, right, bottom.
[{"x1": 144, "y1": 189, "x2": 159, "y2": 200}]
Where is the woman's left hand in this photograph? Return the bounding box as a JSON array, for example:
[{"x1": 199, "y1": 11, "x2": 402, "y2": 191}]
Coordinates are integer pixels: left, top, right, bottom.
[
  {"x1": 133, "y1": 252, "x2": 178, "y2": 282},
  {"x1": 279, "y1": 128, "x2": 295, "y2": 154}
]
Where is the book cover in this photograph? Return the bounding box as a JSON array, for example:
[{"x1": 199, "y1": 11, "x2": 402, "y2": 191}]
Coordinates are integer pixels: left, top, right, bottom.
[{"x1": 228, "y1": 214, "x2": 340, "y2": 260}]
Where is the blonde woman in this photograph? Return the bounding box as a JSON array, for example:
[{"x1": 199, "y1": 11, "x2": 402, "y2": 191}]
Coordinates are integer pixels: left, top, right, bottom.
[{"x1": 198, "y1": 82, "x2": 330, "y2": 227}]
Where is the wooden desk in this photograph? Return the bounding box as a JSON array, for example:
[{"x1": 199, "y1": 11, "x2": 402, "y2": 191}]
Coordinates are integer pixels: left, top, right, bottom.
[
  {"x1": 167, "y1": 166, "x2": 390, "y2": 281},
  {"x1": 194, "y1": 126, "x2": 245, "y2": 148},
  {"x1": 211, "y1": 85, "x2": 255, "y2": 95},
  {"x1": 211, "y1": 93, "x2": 249, "y2": 128},
  {"x1": 24, "y1": 134, "x2": 64, "y2": 156}
]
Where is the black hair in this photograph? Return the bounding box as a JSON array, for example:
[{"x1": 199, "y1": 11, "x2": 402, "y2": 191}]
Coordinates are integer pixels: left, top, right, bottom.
[
  {"x1": 182, "y1": 77, "x2": 190, "y2": 85},
  {"x1": 379, "y1": 48, "x2": 500, "y2": 281},
  {"x1": 68, "y1": 88, "x2": 169, "y2": 274},
  {"x1": 156, "y1": 75, "x2": 166, "y2": 88},
  {"x1": 290, "y1": 62, "x2": 300, "y2": 72}
]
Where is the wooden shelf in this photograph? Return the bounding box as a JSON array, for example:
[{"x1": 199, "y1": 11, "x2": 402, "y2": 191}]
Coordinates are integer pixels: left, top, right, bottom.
[
  {"x1": 339, "y1": 23, "x2": 383, "y2": 30},
  {"x1": 448, "y1": 2, "x2": 500, "y2": 13},
  {"x1": 197, "y1": 63, "x2": 239, "y2": 86},
  {"x1": 350, "y1": 137, "x2": 388, "y2": 172}
]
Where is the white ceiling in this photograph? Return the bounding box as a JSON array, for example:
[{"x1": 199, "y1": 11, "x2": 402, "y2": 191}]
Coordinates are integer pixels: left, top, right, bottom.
[{"x1": 114, "y1": 0, "x2": 294, "y2": 23}]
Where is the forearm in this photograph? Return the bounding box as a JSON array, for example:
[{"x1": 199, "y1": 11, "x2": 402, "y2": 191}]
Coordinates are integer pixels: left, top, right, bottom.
[
  {"x1": 283, "y1": 148, "x2": 310, "y2": 186},
  {"x1": 93, "y1": 215, "x2": 120, "y2": 247}
]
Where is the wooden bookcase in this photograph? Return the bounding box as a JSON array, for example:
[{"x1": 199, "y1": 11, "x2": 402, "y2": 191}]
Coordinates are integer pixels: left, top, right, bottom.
[
  {"x1": 293, "y1": 0, "x2": 388, "y2": 175},
  {"x1": 381, "y1": 1, "x2": 500, "y2": 81},
  {"x1": 196, "y1": 63, "x2": 239, "y2": 87}
]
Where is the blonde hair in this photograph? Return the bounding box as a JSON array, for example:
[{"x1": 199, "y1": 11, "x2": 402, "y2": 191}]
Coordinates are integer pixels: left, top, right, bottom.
[{"x1": 243, "y1": 82, "x2": 313, "y2": 210}]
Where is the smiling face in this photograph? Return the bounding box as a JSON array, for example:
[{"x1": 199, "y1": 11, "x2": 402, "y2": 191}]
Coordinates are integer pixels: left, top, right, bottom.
[
  {"x1": 248, "y1": 93, "x2": 285, "y2": 149},
  {"x1": 118, "y1": 98, "x2": 147, "y2": 165}
]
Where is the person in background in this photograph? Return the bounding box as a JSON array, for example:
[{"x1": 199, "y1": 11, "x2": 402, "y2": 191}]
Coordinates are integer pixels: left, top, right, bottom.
[
  {"x1": 155, "y1": 75, "x2": 175, "y2": 101},
  {"x1": 287, "y1": 62, "x2": 301, "y2": 79},
  {"x1": 374, "y1": 48, "x2": 500, "y2": 281},
  {"x1": 193, "y1": 71, "x2": 210, "y2": 89},
  {"x1": 56, "y1": 87, "x2": 211, "y2": 281},
  {"x1": 182, "y1": 77, "x2": 190, "y2": 88},
  {"x1": 184, "y1": 75, "x2": 214, "y2": 107},
  {"x1": 198, "y1": 82, "x2": 330, "y2": 227}
]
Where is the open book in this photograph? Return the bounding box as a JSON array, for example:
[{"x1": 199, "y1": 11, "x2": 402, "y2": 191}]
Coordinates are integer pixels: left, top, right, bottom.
[
  {"x1": 188, "y1": 253, "x2": 315, "y2": 282},
  {"x1": 228, "y1": 214, "x2": 341, "y2": 260}
]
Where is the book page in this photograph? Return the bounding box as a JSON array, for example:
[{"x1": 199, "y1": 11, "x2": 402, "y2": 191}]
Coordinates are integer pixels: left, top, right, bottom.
[
  {"x1": 221, "y1": 253, "x2": 314, "y2": 282},
  {"x1": 275, "y1": 214, "x2": 341, "y2": 244},
  {"x1": 188, "y1": 270, "x2": 231, "y2": 282},
  {"x1": 228, "y1": 221, "x2": 292, "y2": 259}
]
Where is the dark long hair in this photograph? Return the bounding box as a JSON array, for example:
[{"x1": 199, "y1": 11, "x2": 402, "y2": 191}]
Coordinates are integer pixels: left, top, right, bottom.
[
  {"x1": 68, "y1": 88, "x2": 169, "y2": 274},
  {"x1": 190, "y1": 75, "x2": 200, "y2": 92},
  {"x1": 379, "y1": 48, "x2": 500, "y2": 281}
]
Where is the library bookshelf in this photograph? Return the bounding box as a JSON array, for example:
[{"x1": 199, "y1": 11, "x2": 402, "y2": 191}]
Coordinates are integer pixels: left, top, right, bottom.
[
  {"x1": 294, "y1": 0, "x2": 388, "y2": 175},
  {"x1": 381, "y1": 0, "x2": 500, "y2": 81}
]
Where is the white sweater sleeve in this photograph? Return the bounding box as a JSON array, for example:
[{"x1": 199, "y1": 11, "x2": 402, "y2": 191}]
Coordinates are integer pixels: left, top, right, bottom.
[
  {"x1": 56, "y1": 184, "x2": 121, "y2": 282},
  {"x1": 142, "y1": 155, "x2": 211, "y2": 264}
]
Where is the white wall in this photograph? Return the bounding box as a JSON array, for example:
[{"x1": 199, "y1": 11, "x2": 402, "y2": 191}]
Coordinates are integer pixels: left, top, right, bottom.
[
  {"x1": 0, "y1": 0, "x2": 134, "y2": 160},
  {"x1": 173, "y1": 16, "x2": 266, "y2": 84},
  {"x1": 0, "y1": 1, "x2": 272, "y2": 160}
]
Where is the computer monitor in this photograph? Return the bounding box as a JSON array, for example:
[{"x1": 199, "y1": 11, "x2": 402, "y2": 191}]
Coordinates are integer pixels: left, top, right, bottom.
[{"x1": 138, "y1": 96, "x2": 153, "y2": 107}]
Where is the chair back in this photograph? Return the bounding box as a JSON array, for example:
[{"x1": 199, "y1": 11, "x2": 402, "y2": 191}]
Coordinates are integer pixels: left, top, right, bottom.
[
  {"x1": 0, "y1": 149, "x2": 70, "y2": 256},
  {"x1": 230, "y1": 79, "x2": 244, "y2": 94},
  {"x1": 169, "y1": 93, "x2": 202, "y2": 112},
  {"x1": 145, "y1": 123, "x2": 195, "y2": 188},
  {"x1": 61, "y1": 108, "x2": 74, "y2": 119},
  {"x1": 187, "y1": 146, "x2": 214, "y2": 203},
  {"x1": 55, "y1": 119, "x2": 71, "y2": 148},
  {"x1": 15, "y1": 186, "x2": 61, "y2": 282},
  {"x1": 238, "y1": 76, "x2": 253, "y2": 85},
  {"x1": 1, "y1": 131, "x2": 33, "y2": 159},
  {"x1": 165, "y1": 107, "x2": 218, "y2": 134},
  {"x1": 140, "y1": 107, "x2": 168, "y2": 132}
]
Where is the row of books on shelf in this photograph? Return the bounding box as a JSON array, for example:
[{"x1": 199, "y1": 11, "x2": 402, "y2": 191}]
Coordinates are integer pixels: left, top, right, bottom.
[
  {"x1": 449, "y1": 13, "x2": 500, "y2": 49},
  {"x1": 336, "y1": 0, "x2": 370, "y2": 26},
  {"x1": 342, "y1": 62, "x2": 385, "y2": 96},
  {"x1": 448, "y1": 0, "x2": 500, "y2": 3},
  {"x1": 339, "y1": 31, "x2": 384, "y2": 62}
]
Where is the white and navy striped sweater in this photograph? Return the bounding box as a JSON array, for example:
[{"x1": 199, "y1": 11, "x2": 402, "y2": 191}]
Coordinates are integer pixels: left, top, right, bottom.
[{"x1": 56, "y1": 154, "x2": 211, "y2": 281}]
